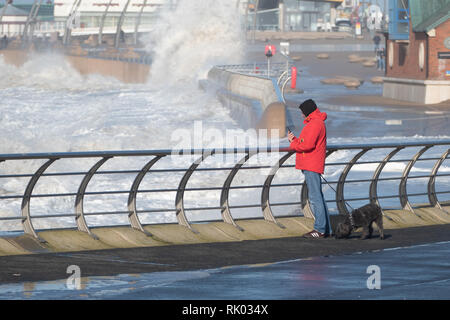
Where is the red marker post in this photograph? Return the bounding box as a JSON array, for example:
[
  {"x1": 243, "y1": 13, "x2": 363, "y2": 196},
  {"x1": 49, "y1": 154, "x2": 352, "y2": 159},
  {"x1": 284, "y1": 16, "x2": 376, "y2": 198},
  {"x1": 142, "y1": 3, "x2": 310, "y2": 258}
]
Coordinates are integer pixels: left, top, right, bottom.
[{"x1": 291, "y1": 66, "x2": 297, "y2": 89}]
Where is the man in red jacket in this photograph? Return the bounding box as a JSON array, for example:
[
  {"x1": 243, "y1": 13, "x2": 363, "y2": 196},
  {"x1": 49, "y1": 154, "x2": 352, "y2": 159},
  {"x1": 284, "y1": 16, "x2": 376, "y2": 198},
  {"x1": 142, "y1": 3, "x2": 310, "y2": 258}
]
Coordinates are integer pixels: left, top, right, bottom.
[{"x1": 288, "y1": 99, "x2": 332, "y2": 238}]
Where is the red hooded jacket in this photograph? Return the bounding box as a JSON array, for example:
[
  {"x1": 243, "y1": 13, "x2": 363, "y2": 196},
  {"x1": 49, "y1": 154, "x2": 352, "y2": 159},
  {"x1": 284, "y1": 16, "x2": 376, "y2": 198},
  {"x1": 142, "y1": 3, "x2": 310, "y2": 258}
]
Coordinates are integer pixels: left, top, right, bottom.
[{"x1": 289, "y1": 108, "x2": 327, "y2": 174}]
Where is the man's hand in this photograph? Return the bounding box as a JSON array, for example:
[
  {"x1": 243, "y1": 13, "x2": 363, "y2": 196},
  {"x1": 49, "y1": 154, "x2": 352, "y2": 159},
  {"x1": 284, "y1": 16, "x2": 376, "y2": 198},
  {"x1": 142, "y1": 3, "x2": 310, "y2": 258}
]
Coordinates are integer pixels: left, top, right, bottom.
[{"x1": 288, "y1": 131, "x2": 295, "y2": 143}]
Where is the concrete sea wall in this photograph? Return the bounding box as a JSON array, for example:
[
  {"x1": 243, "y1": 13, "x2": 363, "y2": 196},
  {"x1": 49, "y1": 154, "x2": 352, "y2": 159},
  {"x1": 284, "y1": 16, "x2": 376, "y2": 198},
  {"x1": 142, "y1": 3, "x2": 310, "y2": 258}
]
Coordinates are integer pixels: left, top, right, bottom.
[
  {"x1": 0, "y1": 49, "x2": 28, "y2": 67},
  {"x1": 67, "y1": 55, "x2": 149, "y2": 84},
  {"x1": 0, "y1": 49, "x2": 150, "y2": 84},
  {"x1": 206, "y1": 67, "x2": 286, "y2": 137}
]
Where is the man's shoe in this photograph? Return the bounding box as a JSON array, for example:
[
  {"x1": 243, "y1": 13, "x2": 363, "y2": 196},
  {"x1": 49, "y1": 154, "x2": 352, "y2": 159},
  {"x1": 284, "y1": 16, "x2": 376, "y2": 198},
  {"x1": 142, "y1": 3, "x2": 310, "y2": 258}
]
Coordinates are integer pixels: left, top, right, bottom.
[{"x1": 303, "y1": 230, "x2": 326, "y2": 238}]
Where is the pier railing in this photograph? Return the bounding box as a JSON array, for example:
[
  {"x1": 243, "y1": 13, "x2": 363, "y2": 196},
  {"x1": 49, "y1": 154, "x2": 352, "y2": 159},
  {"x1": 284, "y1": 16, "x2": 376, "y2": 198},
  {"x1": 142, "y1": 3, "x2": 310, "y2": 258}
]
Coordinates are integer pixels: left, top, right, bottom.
[
  {"x1": 215, "y1": 62, "x2": 294, "y2": 80},
  {"x1": 0, "y1": 140, "x2": 449, "y2": 241}
]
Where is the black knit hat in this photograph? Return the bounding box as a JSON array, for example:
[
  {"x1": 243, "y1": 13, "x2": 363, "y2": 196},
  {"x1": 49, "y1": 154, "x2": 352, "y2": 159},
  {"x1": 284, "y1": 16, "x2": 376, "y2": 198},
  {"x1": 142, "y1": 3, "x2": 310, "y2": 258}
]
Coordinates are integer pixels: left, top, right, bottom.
[{"x1": 299, "y1": 99, "x2": 317, "y2": 117}]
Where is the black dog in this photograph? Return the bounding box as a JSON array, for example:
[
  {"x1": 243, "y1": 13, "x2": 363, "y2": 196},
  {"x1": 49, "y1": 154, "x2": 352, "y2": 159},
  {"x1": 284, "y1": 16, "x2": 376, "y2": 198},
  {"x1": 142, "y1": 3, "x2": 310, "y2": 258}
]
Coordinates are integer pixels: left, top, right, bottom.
[{"x1": 334, "y1": 203, "x2": 384, "y2": 240}]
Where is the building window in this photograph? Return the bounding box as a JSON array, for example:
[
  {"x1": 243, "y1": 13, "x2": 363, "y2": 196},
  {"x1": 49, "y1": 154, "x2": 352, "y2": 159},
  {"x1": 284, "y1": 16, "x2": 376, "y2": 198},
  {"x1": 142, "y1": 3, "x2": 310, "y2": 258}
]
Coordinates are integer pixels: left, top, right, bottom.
[
  {"x1": 283, "y1": 1, "x2": 331, "y2": 31},
  {"x1": 389, "y1": 0, "x2": 409, "y2": 40}
]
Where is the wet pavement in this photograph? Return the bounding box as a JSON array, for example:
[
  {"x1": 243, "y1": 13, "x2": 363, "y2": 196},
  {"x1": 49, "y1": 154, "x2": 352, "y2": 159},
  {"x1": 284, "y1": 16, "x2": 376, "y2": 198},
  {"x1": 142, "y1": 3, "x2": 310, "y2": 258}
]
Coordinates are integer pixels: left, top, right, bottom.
[
  {"x1": 0, "y1": 224, "x2": 449, "y2": 300},
  {"x1": 112, "y1": 241, "x2": 450, "y2": 300},
  {"x1": 248, "y1": 43, "x2": 382, "y2": 53},
  {"x1": 0, "y1": 241, "x2": 448, "y2": 300},
  {"x1": 286, "y1": 100, "x2": 450, "y2": 139},
  {"x1": 285, "y1": 72, "x2": 450, "y2": 138},
  {"x1": 246, "y1": 40, "x2": 450, "y2": 140}
]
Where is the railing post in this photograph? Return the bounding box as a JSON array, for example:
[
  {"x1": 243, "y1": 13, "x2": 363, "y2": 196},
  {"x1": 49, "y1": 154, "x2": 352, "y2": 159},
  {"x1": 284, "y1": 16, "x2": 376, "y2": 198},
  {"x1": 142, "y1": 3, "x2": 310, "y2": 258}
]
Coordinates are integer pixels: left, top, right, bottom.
[
  {"x1": 75, "y1": 157, "x2": 112, "y2": 239},
  {"x1": 369, "y1": 147, "x2": 404, "y2": 217},
  {"x1": 280, "y1": 75, "x2": 292, "y2": 104},
  {"x1": 175, "y1": 151, "x2": 214, "y2": 233},
  {"x1": 220, "y1": 153, "x2": 253, "y2": 231},
  {"x1": 336, "y1": 148, "x2": 371, "y2": 215},
  {"x1": 399, "y1": 146, "x2": 432, "y2": 214},
  {"x1": 21, "y1": 158, "x2": 59, "y2": 243},
  {"x1": 300, "y1": 181, "x2": 313, "y2": 219},
  {"x1": 261, "y1": 151, "x2": 294, "y2": 228},
  {"x1": 128, "y1": 155, "x2": 164, "y2": 235},
  {"x1": 277, "y1": 70, "x2": 288, "y2": 87},
  {"x1": 427, "y1": 149, "x2": 450, "y2": 213}
]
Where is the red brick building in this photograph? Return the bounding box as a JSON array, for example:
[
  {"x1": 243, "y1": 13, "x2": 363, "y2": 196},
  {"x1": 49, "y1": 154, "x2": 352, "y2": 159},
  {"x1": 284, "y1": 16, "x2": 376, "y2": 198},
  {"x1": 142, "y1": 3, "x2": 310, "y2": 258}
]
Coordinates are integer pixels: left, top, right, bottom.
[{"x1": 383, "y1": 0, "x2": 450, "y2": 104}]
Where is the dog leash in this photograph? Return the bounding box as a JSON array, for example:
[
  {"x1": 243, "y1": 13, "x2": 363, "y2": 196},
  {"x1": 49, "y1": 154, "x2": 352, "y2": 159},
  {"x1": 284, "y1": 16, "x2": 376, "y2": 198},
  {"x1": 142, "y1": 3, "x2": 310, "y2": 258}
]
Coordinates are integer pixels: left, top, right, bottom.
[{"x1": 320, "y1": 174, "x2": 356, "y2": 227}]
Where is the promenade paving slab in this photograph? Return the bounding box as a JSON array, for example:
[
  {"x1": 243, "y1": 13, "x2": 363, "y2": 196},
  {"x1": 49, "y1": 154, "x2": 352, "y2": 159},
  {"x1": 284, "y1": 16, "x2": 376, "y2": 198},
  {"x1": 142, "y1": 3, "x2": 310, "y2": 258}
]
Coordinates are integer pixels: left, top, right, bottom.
[{"x1": 0, "y1": 223, "x2": 449, "y2": 286}]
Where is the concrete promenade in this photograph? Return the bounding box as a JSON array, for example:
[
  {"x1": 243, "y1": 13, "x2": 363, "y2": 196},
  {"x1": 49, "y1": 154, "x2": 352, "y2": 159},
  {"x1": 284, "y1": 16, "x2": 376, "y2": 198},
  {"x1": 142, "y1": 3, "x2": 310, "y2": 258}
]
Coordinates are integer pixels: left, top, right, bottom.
[
  {"x1": 0, "y1": 205, "x2": 449, "y2": 285},
  {"x1": 0, "y1": 223, "x2": 449, "y2": 286}
]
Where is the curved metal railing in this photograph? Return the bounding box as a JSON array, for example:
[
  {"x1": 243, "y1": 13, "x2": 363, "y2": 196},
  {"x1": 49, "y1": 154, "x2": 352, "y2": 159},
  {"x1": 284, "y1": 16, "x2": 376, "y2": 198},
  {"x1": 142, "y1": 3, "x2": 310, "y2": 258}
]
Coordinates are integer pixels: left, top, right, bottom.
[
  {"x1": 0, "y1": 140, "x2": 449, "y2": 242},
  {"x1": 215, "y1": 62, "x2": 298, "y2": 104},
  {"x1": 215, "y1": 62, "x2": 293, "y2": 80}
]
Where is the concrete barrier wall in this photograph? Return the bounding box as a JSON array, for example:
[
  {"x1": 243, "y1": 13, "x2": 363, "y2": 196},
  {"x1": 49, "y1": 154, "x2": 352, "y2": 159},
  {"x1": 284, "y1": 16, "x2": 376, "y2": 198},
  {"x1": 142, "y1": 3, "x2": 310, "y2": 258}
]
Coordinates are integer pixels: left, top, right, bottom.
[
  {"x1": 383, "y1": 77, "x2": 450, "y2": 104},
  {"x1": 1, "y1": 206, "x2": 449, "y2": 256},
  {"x1": 0, "y1": 49, "x2": 150, "y2": 84},
  {"x1": 215, "y1": 89, "x2": 263, "y2": 129},
  {"x1": 207, "y1": 67, "x2": 281, "y2": 112},
  {"x1": 0, "y1": 49, "x2": 28, "y2": 67},
  {"x1": 67, "y1": 55, "x2": 150, "y2": 84},
  {"x1": 207, "y1": 67, "x2": 286, "y2": 137}
]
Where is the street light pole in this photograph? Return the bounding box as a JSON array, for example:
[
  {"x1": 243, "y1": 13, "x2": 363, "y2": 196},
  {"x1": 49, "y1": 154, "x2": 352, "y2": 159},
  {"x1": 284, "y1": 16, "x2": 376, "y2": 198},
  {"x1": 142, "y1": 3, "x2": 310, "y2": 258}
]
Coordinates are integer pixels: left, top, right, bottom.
[
  {"x1": 114, "y1": 0, "x2": 131, "y2": 48},
  {"x1": 0, "y1": 0, "x2": 11, "y2": 23},
  {"x1": 98, "y1": 0, "x2": 113, "y2": 46},
  {"x1": 133, "y1": 0, "x2": 147, "y2": 45},
  {"x1": 252, "y1": 0, "x2": 259, "y2": 44},
  {"x1": 63, "y1": 0, "x2": 83, "y2": 46}
]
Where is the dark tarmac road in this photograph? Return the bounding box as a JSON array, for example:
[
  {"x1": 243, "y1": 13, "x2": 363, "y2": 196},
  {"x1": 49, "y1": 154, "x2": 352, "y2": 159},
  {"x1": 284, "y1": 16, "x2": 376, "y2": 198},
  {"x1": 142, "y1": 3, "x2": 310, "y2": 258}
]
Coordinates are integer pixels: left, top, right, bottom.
[
  {"x1": 0, "y1": 224, "x2": 449, "y2": 300},
  {"x1": 0, "y1": 224, "x2": 449, "y2": 287}
]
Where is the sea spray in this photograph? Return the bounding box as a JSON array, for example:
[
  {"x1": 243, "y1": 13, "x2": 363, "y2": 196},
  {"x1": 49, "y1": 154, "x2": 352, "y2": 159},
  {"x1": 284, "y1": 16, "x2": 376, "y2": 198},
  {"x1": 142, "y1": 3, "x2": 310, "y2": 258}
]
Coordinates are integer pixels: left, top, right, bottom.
[
  {"x1": 143, "y1": 0, "x2": 246, "y2": 85},
  {"x1": 0, "y1": 3, "x2": 252, "y2": 230}
]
